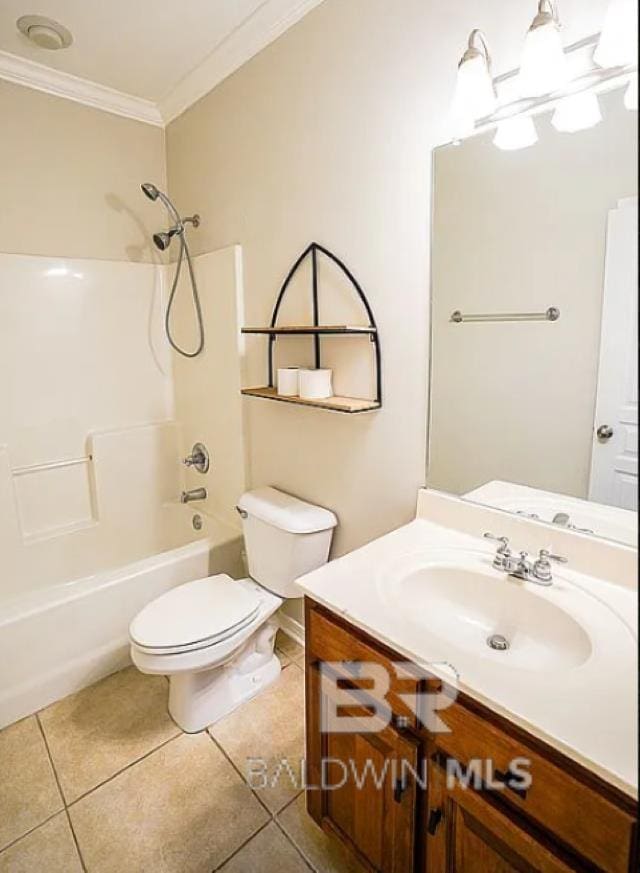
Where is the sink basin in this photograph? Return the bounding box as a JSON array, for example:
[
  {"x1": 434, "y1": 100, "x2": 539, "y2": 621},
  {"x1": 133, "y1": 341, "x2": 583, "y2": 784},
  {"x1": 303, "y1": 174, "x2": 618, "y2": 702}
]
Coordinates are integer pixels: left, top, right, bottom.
[{"x1": 379, "y1": 557, "x2": 593, "y2": 671}]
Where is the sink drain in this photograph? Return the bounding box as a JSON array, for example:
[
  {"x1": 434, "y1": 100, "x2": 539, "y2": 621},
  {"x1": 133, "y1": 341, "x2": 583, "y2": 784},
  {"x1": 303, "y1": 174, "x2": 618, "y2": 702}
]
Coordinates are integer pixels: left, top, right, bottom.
[{"x1": 487, "y1": 634, "x2": 510, "y2": 651}]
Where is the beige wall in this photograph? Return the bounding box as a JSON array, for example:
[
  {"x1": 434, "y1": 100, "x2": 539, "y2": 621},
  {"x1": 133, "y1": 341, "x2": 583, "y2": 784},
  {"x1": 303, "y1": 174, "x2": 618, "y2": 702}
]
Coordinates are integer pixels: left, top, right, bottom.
[
  {"x1": 166, "y1": 0, "x2": 610, "y2": 564},
  {"x1": 428, "y1": 91, "x2": 638, "y2": 499},
  {"x1": 0, "y1": 80, "x2": 165, "y2": 263}
]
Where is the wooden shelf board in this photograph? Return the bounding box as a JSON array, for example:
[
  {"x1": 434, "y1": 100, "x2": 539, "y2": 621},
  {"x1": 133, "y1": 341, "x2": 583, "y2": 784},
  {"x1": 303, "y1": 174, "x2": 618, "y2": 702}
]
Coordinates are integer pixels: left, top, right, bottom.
[
  {"x1": 241, "y1": 325, "x2": 376, "y2": 335},
  {"x1": 241, "y1": 386, "x2": 380, "y2": 413}
]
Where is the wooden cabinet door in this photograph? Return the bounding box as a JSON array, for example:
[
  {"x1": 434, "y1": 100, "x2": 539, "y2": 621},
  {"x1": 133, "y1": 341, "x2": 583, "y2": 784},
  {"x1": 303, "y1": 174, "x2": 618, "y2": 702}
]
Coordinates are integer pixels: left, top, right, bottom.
[
  {"x1": 325, "y1": 725, "x2": 419, "y2": 873},
  {"x1": 425, "y1": 756, "x2": 578, "y2": 873}
]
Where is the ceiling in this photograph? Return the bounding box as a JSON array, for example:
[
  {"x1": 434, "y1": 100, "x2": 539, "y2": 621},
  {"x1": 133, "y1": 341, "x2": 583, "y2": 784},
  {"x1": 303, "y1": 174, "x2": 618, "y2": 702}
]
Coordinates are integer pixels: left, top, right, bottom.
[{"x1": 0, "y1": 0, "x2": 323, "y2": 123}]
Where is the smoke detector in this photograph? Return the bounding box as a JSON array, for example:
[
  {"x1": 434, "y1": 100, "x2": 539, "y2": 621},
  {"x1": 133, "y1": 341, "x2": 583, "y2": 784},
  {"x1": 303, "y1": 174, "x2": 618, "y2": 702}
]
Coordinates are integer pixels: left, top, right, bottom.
[{"x1": 17, "y1": 15, "x2": 73, "y2": 50}]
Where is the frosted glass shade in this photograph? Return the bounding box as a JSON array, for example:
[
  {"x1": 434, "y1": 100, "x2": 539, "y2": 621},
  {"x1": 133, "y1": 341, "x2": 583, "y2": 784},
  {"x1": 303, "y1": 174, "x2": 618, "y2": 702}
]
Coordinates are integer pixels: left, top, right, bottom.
[
  {"x1": 518, "y1": 21, "x2": 568, "y2": 97},
  {"x1": 454, "y1": 53, "x2": 497, "y2": 121},
  {"x1": 493, "y1": 116, "x2": 539, "y2": 151},
  {"x1": 552, "y1": 92, "x2": 602, "y2": 132},
  {"x1": 594, "y1": 0, "x2": 639, "y2": 68}
]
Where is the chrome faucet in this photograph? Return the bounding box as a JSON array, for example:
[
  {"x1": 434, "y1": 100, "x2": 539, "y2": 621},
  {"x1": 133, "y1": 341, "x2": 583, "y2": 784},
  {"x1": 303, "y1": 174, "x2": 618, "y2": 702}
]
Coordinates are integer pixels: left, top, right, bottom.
[
  {"x1": 483, "y1": 534, "x2": 567, "y2": 586},
  {"x1": 181, "y1": 487, "x2": 207, "y2": 504}
]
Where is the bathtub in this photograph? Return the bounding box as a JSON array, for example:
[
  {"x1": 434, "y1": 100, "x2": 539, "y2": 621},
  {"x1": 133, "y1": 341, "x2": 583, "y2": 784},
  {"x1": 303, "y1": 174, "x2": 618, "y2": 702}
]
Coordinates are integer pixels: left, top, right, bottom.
[{"x1": 0, "y1": 507, "x2": 244, "y2": 729}]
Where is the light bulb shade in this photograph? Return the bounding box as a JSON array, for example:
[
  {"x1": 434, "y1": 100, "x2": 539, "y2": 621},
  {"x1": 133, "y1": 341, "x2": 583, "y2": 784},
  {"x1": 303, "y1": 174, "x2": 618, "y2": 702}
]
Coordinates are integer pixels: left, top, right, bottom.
[
  {"x1": 552, "y1": 92, "x2": 602, "y2": 132},
  {"x1": 594, "y1": 0, "x2": 639, "y2": 68},
  {"x1": 454, "y1": 52, "x2": 497, "y2": 121},
  {"x1": 493, "y1": 116, "x2": 539, "y2": 150},
  {"x1": 518, "y1": 20, "x2": 568, "y2": 96},
  {"x1": 624, "y1": 73, "x2": 638, "y2": 110},
  {"x1": 449, "y1": 104, "x2": 475, "y2": 141}
]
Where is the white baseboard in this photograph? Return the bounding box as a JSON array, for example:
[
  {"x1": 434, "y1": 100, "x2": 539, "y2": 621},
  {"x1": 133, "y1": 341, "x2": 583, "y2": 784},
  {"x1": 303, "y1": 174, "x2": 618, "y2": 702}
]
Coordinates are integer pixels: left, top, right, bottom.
[{"x1": 277, "y1": 612, "x2": 305, "y2": 648}]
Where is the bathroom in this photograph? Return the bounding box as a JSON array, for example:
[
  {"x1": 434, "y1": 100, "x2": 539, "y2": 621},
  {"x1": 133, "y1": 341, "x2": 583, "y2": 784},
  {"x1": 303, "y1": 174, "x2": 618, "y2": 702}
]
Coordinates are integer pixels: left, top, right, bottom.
[{"x1": 0, "y1": 0, "x2": 637, "y2": 871}]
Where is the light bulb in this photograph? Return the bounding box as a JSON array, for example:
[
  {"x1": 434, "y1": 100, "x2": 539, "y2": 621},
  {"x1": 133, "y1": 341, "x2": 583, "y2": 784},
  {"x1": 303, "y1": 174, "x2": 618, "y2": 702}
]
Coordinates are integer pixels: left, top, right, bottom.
[
  {"x1": 595, "y1": 0, "x2": 639, "y2": 68},
  {"x1": 493, "y1": 116, "x2": 539, "y2": 151},
  {"x1": 452, "y1": 31, "x2": 497, "y2": 122},
  {"x1": 552, "y1": 92, "x2": 602, "y2": 132},
  {"x1": 624, "y1": 73, "x2": 638, "y2": 110},
  {"x1": 518, "y1": 2, "x2": 569, "y2": 97}
]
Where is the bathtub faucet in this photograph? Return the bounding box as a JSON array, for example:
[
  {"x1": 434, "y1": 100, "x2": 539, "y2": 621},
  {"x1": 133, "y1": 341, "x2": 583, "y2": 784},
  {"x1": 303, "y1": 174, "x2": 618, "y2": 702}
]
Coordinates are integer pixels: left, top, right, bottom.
[{"x1": 181, "y1": 487, "x2": 207, "y2": 504}]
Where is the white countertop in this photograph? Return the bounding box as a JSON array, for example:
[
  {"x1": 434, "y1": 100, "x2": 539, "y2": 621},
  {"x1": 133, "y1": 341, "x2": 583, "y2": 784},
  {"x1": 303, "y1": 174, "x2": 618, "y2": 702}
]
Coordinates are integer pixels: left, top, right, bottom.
[{"x1": 296, "y1": 491, "x2": 638, "y2": 798}]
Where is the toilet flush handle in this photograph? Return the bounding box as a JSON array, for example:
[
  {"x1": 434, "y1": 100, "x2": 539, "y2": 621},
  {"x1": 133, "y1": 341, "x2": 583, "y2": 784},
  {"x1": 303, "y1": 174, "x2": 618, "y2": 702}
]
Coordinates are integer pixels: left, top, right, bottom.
[{"x1": 236, "y1": 506, "x2": 248, "y2": 519}]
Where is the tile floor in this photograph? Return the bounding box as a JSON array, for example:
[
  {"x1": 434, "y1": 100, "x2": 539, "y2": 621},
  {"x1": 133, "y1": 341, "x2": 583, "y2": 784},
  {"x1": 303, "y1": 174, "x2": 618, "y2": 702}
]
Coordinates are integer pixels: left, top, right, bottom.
[{"x1": 0, "y1": 631, "x2": 365, "y2": 873}]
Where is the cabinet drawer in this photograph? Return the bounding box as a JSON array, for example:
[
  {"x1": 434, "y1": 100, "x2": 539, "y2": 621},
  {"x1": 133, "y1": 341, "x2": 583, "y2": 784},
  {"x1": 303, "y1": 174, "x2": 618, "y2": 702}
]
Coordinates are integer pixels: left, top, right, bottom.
[
  {"x1": 307, "y1": 607, "x2": 420, "y2": 729},
  {"x1": 435, "y1": 702, "x2": 636, "y2": 873}
]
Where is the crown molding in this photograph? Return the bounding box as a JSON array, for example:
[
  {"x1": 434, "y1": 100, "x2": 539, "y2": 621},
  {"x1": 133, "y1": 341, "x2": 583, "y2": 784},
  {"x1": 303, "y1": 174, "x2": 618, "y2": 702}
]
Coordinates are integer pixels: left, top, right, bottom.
[
  {"x1": 158, "y1": 0, "x2": 326, "y2": 123},
  {"x1": 0, "y1": 50, "x2": 164, "y2": 126},
  {"x1": 0, "y1": 0, "x2": 324, "y2": 127}
]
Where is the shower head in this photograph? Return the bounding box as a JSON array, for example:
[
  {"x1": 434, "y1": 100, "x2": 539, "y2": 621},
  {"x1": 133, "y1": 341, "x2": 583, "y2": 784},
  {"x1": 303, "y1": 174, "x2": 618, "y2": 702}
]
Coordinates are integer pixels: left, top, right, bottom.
[
  {"x1": 141, "y1": 182, "x2": 159, "y2": 201},
  {"x1": 153, "y1": 227, "x2": 182, "y2": 251}
]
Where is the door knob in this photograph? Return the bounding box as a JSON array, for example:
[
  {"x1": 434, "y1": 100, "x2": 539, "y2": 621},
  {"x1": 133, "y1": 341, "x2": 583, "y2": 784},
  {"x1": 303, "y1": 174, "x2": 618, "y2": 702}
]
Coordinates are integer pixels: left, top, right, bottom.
[{"x1": 596, "y1": 425, "x2": 614, "y2": 441}]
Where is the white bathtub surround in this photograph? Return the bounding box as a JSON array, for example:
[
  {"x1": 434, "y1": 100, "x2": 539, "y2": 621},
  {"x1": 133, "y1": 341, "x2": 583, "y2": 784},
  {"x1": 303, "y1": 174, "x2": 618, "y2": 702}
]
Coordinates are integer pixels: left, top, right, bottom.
[
  {"x1": 0, "y1": 508, "x2": 243, "y2": 730},
  {"x1": 277, "y1": 367, "x2": 300, "y2": 396},
  {"x1": 296, "y1": 489, "x2": 638, "y2": 797},
  {"x1": 129, "y1": 487, "x2": 337, "y2": 732},
  {"x1": 171, "y1": 245, "x2": 248, "y2": 531}
]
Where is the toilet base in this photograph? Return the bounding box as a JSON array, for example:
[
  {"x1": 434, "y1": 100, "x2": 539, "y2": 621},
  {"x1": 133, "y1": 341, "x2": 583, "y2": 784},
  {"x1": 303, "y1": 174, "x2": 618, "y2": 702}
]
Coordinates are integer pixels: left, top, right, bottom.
[{"x1": 167, "y1": 620, "x2": 281, "y2": 733}]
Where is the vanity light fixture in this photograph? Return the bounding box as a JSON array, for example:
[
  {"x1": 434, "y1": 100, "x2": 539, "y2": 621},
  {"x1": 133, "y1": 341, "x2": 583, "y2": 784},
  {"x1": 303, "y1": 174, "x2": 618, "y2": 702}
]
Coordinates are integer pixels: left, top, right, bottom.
[
  {"x1": 493, "y1": 115, "x2": 539, "y2": 150},
  {"x1": 624, "y1": 72, "x2": 638, "y2": 110},
  {"x1": 453, "y1": 30, "x2": 497, "y2": 122},
  {"x1": 594, "y1": 0, "x2": 638, "y2": 69},
  {"x1": 518, "y1": 1, "x2": 569, "y2": 97},
  {"x1": 552, "y1": 91, "x2": 602, "y2": 132}
]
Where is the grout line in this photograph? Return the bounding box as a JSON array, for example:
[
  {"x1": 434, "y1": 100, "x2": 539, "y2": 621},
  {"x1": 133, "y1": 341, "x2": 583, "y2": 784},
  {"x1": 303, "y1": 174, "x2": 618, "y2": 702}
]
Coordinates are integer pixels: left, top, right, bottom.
[
  {"x1": 206, "y1": 731, "x2": 275, "y2": 820},
  {"x1": 67, "y1": 732, "x2": 181, "y2": 807},
  {"x1": 273, "y1": 816, "x2": 317, "y2": 873},
  {"x1": 35, "y1": 715, "x2": 87, "y2": 871},
  {"x1": 35, "y1": 713, "x2": 66, "y2": 805},
  {"x1": 0, "y1": 810, "x2": 61, "y2": 856},
  {"x1": 63, "y1": 809, "x2": 88, "y2": 873},
  {"x1": 211, "y1": 818, "x2": 273, "y2": 872}
]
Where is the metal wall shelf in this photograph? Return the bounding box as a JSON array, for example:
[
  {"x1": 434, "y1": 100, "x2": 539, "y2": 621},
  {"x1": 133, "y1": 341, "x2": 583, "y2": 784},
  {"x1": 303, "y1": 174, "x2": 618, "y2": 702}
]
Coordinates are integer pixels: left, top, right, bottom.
[{"x1": 241, "y1": 243, "x2": 381, "y2": 413}]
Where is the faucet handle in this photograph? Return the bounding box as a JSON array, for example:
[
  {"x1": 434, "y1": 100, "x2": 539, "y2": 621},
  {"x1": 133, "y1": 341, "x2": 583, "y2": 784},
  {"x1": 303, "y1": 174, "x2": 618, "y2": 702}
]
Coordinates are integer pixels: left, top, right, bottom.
[
  {"x1": 532, "y1": 549, "x2": 568, "y2": 583},
  {"x1": 483, "y1": 533, "x2": 511, "y2": 553},
  {"x1": 537, "y1": 549, "x2": 568, "y2": 564}
]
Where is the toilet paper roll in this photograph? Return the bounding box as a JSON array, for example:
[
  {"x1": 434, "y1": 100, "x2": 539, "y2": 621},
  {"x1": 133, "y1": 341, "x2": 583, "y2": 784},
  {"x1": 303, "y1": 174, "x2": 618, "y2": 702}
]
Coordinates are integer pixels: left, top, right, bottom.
[
  {"x1": 298, "y1": 368, "x2": 333, "y2": 400},
  {"x1": 277, "y1": 368, "x2": 300, "y2": 396}
]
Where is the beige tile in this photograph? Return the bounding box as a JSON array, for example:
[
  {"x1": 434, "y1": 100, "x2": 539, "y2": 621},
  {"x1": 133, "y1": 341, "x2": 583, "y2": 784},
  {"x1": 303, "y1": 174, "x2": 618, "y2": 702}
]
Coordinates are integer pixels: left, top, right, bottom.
[
  {"x1": 277, "y1": 630, "x2": 305, "y2": 662},
  {"x1": 210, "y1": 662, "x2": 305, "y2": 813},
  {"x1": 0, "y1": 813, "x2": 83, "y2": 873},
  {"x1": 218, "y1": 822, "x2": 309, "y2": 873},
  {"x1": 39, "y1": 666, "x2": 179, "y2": 801},
  {"x1": 69, "y1": 732, "x2": 268, "y2": 873},
  {"x1": 0, "y1": 717, "x2": 63, "y2": 851},
  {"x1": 278, "y1": 795, "x2": 367, "y2": 873}
]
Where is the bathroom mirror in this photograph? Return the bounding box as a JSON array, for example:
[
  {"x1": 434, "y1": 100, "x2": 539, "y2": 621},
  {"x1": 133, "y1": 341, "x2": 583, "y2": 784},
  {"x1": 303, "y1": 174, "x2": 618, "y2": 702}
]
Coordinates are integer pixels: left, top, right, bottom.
[{"x1": 427, "y1": 84, "x2": 638, "y2": 547}]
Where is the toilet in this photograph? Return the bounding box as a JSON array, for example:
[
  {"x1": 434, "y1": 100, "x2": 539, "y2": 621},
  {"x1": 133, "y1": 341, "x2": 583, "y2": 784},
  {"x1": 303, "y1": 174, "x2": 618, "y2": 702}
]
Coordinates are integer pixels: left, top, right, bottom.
[{"x1": 129, "y1": 487, "x2": 337, "y2": 732}]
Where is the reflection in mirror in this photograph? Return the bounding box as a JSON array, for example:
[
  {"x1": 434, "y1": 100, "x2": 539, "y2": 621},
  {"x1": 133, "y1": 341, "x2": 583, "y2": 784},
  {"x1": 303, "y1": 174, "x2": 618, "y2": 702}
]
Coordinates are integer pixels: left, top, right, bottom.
[{"x1": 427, "y1": 85, "x2": 638, "y2": 546}]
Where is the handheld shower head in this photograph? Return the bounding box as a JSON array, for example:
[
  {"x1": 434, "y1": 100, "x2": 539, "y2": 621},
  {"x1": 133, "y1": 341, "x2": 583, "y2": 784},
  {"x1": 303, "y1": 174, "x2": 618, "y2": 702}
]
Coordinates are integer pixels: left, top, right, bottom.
[
  {"x1": 153, "y1": 227, "x2": 181, "y2": 251},
  {"x1": 141, "y1": 182, "x2": 159, "y2": 201}
]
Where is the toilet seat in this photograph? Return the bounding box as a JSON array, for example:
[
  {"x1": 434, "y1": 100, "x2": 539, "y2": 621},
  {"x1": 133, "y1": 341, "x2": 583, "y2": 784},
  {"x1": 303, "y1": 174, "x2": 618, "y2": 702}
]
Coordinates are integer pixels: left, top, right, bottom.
[{"x1": 129, "y1": 574, "x2": 260, "y2": 656}]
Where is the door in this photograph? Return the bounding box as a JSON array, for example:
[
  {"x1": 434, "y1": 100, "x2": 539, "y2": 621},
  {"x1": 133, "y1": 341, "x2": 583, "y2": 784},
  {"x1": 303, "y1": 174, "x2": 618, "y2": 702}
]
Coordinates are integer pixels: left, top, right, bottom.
[
  {"x1": 425, "y1": 755, "x2": 576, "y2": 873},
  {"x1": 589, "y1": 197, "x2": 638, "y2": 510},
  {"x1": 325, "y1": 725, "x2": 419, "y2": 873}
]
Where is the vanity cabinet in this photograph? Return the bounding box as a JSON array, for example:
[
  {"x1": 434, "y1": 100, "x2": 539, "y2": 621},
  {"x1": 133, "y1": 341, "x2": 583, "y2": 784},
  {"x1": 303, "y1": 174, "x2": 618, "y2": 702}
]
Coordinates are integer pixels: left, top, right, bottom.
[
  {"x1": 304, "y1": 598, "x2": 638, "y2": 873},
  {"x1": 425, "y1": 753, "x2": 576, "y2": 873}
]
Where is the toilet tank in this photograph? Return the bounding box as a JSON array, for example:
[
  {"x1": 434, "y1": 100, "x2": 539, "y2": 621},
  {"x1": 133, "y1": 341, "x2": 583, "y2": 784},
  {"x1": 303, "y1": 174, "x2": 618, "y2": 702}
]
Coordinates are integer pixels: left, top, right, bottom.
[{"x1": 237, "y1": 487, "x2": 337, "y2": 598}]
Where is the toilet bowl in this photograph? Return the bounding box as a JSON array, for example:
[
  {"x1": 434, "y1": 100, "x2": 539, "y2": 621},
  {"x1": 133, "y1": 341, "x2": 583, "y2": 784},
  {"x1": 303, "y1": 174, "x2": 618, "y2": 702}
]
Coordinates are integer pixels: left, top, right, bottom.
[{"x1": 129, "y1": 487, "x2": 337, "y2": 732}]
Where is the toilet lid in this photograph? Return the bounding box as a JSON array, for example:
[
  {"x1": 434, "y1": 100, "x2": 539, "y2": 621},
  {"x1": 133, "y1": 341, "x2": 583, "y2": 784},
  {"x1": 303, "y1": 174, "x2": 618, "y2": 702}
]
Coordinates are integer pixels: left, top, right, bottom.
[{"x1": 129, "y1": 574, "x2": 260, "y2": 651}]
